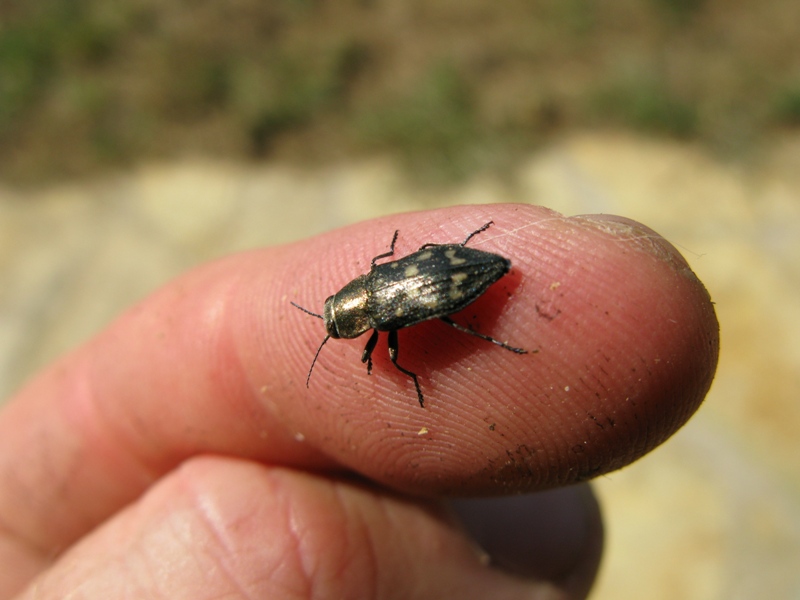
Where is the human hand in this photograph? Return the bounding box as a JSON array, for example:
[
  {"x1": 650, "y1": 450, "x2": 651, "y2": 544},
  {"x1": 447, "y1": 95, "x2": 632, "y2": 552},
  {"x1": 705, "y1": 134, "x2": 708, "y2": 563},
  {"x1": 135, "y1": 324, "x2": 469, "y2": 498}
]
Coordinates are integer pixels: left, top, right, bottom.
[{"x1": 0, "y1": 204, "x2": 719, "y2": 599}]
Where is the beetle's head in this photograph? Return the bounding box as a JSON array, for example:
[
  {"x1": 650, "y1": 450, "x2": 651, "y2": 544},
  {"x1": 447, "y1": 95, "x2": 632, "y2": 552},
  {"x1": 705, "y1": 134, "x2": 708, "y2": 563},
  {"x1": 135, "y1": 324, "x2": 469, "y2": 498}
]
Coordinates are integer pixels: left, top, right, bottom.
[
  {"x1": 322, "y1": 295, "x2": 340, "y2": 338},
  {"x1": 324, "y1": 275, "x2": 371, "y2": 339}
]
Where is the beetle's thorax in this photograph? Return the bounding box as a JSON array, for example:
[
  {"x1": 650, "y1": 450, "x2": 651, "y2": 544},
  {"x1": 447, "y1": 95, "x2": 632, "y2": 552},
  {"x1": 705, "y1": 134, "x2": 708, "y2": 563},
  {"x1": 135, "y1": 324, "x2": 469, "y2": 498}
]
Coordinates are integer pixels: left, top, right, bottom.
[{"x1": 324, "y1": 274, "x2": 371, "y2": 339}]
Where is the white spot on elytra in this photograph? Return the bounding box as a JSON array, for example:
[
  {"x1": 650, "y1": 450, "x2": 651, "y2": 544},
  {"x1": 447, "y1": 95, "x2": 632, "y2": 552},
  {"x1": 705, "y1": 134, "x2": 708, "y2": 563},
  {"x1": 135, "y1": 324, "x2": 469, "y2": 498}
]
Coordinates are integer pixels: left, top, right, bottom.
[
  {"x1": 418, "y1": 250, "x2": 433, "y2": 261},
  {"x1": 404, "y1": 264, "x2": 419, "y2": 277},
  {"x1": 421, "y1": 296, "x2": 439, "y2": 309},
  {"x1": 449, "y1": 272, "x2": 467, "y2": 300},
  {"x1": 445, "y1": 249, "x2": 466, "y2": 265}
]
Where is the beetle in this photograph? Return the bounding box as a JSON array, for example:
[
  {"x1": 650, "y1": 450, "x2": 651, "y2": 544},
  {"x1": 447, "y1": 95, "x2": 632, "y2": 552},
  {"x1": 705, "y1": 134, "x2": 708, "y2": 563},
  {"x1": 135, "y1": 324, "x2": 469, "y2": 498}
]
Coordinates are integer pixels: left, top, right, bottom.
[{"x1": 291, "y1": 221, "x2": 530, "y2": 407}]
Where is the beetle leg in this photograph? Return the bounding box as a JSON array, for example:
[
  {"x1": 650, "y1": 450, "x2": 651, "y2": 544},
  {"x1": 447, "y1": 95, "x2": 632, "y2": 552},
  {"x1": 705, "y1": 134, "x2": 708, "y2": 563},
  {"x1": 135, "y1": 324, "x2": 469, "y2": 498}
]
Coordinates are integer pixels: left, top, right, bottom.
[
  {"x1": 387, "y1": 330, "x2": 425, "y2": 408},
  {"x1": 460, "y1": 221, "x2": 494, "y2": 247},
  {"x1": 371, "y1": 230, "x2": 400, "y2": 270},
  {"x1": 439, "y1": 316, "x2": 530, "y2": 354},
  {"x1": 418, "y1": 220, "x2": 495, "y2": 251},
  {"x1": 361, "y1": 329, "x2": 380, "y2": 375}
]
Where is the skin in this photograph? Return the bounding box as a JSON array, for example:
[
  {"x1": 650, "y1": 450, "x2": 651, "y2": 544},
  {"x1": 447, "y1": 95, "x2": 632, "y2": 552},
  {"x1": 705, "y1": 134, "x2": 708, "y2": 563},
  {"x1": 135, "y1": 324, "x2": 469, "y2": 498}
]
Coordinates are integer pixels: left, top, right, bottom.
[{"x1": 0, "y1": 204, "x2": 719, "y2": 599}]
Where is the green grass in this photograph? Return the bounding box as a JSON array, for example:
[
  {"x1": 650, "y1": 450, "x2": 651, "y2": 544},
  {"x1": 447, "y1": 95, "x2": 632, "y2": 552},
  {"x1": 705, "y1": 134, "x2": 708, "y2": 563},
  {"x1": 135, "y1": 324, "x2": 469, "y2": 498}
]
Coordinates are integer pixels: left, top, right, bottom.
[
  {"x1": 0, "y1": 0, "x2": 798, "y2": 182},
  {"x1": 356, "y1": 64, "x2": 482, "y2": 181},
  {"x1": 649, "y1": 0, "x2": 708, "y2": 23},
  {"x1": 588, "y1": 75, "x2": 698, "y2": 138},
  {"x1": 772, "y1": 84, "x2": 800, "y2": 126}
]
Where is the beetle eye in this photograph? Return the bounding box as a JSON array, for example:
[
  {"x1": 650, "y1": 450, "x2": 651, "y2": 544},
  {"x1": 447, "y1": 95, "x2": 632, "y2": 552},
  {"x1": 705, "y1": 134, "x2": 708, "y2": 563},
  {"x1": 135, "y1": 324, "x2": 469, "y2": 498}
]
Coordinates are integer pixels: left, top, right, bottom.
[
  {"x1": 326, "y1": 319, "x2": 339, "y2": 338},
  {"x1": 322, "y1": 296, "x2": 339, "y2": 338}
]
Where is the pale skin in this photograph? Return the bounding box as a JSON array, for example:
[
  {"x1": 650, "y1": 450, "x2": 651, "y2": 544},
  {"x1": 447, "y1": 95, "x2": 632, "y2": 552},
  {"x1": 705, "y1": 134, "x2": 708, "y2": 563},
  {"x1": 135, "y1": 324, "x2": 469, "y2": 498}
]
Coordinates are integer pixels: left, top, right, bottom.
[{"x1": 0, "y1": 204, "x2": 719, "y2": 599}]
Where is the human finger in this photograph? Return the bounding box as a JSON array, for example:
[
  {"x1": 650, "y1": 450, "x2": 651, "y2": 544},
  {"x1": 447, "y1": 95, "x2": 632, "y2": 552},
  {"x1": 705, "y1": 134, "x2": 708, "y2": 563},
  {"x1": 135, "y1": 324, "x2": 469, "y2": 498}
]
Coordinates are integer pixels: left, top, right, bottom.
[
  {"x1": 16, "y1": 456, "x2": 593, "y2": 600},
  {"x1": 0, "y1": 204, "x2": 718, "y2": 570}
]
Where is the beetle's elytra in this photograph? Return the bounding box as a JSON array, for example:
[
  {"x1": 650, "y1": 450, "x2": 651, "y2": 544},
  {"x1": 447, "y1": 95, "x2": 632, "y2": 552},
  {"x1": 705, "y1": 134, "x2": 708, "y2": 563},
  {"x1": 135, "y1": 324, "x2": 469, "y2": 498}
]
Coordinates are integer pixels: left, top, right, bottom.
[{"x1": 291, "y1": 221, "x2": 530, "y2": 407}]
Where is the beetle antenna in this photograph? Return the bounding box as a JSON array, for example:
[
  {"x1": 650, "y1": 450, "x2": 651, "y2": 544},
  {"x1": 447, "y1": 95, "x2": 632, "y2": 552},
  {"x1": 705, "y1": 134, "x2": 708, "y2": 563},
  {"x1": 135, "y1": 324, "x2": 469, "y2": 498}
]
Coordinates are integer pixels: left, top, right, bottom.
[
  {"x1": 306, "y1": 335, "x2": 331, "y2": 386},
  {"x1": 291, "y1": 301, "x2": 323, "y2": 320}
]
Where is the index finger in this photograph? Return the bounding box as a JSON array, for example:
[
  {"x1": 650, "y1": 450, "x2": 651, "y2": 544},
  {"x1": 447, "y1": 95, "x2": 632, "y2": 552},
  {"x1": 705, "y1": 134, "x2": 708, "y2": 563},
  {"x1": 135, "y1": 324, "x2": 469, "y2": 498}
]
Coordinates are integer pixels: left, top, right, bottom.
[{"x1": 0, "y1": 204, "x2": 719, "y2": 553}]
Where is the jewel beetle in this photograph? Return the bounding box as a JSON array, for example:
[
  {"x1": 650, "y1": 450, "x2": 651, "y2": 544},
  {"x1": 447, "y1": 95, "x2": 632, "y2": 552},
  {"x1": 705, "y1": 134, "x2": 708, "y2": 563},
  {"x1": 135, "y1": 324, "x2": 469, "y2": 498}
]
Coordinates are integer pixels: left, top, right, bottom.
[{"x1": 291, "y1": 221, "x2": 530, "y2": 407}]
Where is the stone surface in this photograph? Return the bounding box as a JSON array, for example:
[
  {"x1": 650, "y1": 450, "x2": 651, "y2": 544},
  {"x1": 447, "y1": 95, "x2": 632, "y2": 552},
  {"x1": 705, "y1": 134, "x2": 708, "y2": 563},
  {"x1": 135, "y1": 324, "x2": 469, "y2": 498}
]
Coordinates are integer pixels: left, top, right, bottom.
[{"x1": 1, "y1": 132, "x2": 798, "y2": 598}]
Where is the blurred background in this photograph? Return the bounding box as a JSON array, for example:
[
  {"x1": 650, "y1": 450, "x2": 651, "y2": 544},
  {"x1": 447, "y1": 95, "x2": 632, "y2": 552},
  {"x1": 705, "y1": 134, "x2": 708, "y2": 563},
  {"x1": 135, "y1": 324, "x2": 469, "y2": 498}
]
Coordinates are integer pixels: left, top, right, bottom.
[{"x1": 1, "y1": 1, "x2": 799, "y2": 598}]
